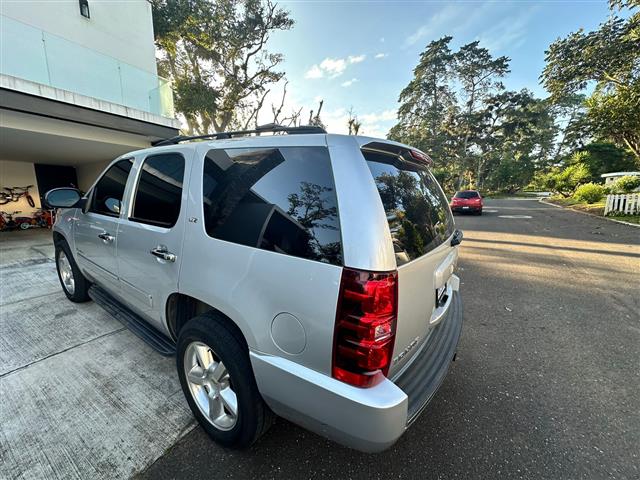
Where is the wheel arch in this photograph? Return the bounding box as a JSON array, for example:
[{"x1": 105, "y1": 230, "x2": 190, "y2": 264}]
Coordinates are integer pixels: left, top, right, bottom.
[
  {"x1": 52, "y1": 230, "x2": 66, "y2": 246},
  {"x1": 165, "y1": 293, "x2": 253, "y2": 349}
]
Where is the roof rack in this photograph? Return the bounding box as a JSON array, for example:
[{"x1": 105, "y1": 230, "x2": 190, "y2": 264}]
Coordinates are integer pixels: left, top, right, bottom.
[{"x1": 152, "y1": 123, "x2": 327, "y2": 147}]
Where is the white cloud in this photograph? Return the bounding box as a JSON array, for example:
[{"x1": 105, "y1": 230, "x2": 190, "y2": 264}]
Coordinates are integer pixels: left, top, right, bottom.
[
  {"x1": 359, "y1": 109, "x2": 397, "y2": 124},
  {"x1": 374, "y1": 53, "x2": 388, "y2": 59},
  {"x1": 322, "y1": 107, "x2": 397, "y2": 138},
  {"x1": 341, "y1": 78, "x2": 358, "y2": 88},
  {"x1": 304, "y1": 54, "x2": 366, "y2": 79},
  {"x1": 320, "y1": 58, "x2": 348, "y2": 77},
  {"x1": 476, "y1": 6, "x2": 538, "y2": 53},
  {"x1": 404, "y1": 4, "x2": 464, "y2": 47},
  {"x1": 348, "y1": 54, "x2": 366, "y2": 64},
  {"x1": 304, "y1": 64, "x2": 324, "y2": 79},
  {"x1": 404, "y1": 3, "x2": 538, "y2": 53}
]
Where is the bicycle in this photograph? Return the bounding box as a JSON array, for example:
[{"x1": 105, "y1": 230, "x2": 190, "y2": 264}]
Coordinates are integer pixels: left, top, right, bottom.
[
  {"x1": 0, "y1": 185, "x2": 36, "y2": 207},
  {"x1": 0, "y1": 211, "x2": 27, "y2": 231},
  {"x1": 18, "y1": 209, "x2": 52, "y2": 229}
]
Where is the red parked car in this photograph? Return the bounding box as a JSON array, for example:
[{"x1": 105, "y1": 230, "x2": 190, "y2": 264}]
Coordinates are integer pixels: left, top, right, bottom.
[{"x1": 450, "y1": 190, "x2": 483, "y2": 215}]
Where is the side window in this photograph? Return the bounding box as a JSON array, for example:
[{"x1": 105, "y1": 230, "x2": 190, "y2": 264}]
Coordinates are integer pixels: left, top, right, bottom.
[
  {"x1": 202, "y1": 147, "x2": 342, "y2": 265},
  {"x1": 130, "y1": 153, "x2": 185, "y2": 228},
  {"x1": 90, "y1": 159, "x2": 133, "y2": 216}
]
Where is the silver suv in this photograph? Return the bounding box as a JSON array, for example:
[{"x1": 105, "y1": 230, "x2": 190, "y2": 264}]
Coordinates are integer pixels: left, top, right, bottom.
[{"x1": 45, "y1": 125, "x2": 463, "y2": 452}]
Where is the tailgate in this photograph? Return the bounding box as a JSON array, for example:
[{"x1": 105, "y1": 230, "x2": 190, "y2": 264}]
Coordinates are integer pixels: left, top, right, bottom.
[
  {"x1": 359, "y1": 141, "x2": 459, "y2": 378},
  {"x1": 389, "y1": 243, "x2": 458, "y2": 377}
]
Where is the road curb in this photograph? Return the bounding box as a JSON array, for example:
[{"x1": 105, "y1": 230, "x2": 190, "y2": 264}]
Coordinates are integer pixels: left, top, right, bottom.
[{"x1": 538, "y1": 198, "x2": 640, "y2": 228}]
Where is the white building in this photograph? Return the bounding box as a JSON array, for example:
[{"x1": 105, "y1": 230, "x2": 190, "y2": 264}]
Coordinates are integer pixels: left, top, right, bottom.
[
  {"x1": 601, "y1": 172, "x2": 640, "y2": 185},
  {"x1": 0, "y1": 0, "x2": 180, "y2": 214}
]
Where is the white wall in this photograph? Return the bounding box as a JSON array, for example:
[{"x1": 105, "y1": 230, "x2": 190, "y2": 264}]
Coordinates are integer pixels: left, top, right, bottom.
[
  {"x1": 1, "y1": 0, "x2": 157, "y2": 74},
  {"x1": 0, "y1": 160, "x2": 42, "y2": 215},
  {"x1": 76, "y1": 160, "x2": 110, "y2": 192}
]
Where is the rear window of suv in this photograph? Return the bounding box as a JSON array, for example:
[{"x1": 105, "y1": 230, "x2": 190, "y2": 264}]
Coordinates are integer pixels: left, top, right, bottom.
[
  {"x1": 202, "y1": 146, "x2": 342, "y2": 266},
  {"x1": 454, "y1": 191, "x2": 480, "y2": 199},
  {"x1": 363, "y1": 149, "x2": 454, "y2": 265}
]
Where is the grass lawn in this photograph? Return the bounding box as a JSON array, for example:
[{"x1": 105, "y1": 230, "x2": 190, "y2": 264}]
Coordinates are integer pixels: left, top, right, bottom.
[
  {"x1": 547, "y1": 196, "x2": 605, "y2": 215},
  {"x1": 608, "y1": 214, "x2": 640, "y2": 225},
  {"x1": 547, "y1": 196, "x2": 639, "y2": 224}
]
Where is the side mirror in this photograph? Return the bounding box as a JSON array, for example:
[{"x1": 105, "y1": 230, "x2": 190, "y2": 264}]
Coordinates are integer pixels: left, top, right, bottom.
[{"x1": 45, "y1": 188, "x2": 82, "y2": 208}]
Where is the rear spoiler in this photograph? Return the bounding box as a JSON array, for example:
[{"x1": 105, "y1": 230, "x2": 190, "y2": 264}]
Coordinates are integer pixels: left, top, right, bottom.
[{"x1": 360, "y1": 141, "x2": 433, "y2": 167}]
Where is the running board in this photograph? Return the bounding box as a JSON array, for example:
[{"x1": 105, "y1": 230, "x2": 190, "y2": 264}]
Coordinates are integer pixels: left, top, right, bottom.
[{"x1": 88, "y1": 285, "x2": 176, "y2": 356}]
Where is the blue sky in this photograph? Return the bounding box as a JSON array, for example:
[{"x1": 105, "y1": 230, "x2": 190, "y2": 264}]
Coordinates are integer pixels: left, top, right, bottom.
[{"x1": 262, "y1": 0, "x2": 613, "y2": 137}]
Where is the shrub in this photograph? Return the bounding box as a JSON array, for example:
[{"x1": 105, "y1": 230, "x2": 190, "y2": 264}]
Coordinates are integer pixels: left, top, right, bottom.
[
  {"x1": 610, "y1": 175, "x2": 640, "y2": 193},
  {"x1": 573, "y1": 183, "x2": 605, "y2": 204},
  {"x1": 538, "y1": 164, "x2": 591, "y2": 197}
]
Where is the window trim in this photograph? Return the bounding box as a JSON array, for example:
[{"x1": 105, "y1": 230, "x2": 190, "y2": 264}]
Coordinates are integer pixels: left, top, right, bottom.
[
  {"x1": 87, "y1": 158, "x2": 134, "y2": 218},
  {"x1": 128, "y1": 152, "x2": 186, "y2": 229}
]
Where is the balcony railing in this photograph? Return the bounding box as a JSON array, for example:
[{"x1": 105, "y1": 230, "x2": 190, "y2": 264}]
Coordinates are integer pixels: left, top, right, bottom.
[{"x1": 0, "y1": 15, "x2": 175, "y2": 119}]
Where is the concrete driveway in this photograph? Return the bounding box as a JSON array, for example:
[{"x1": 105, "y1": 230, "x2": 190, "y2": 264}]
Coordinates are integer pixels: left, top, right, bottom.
[
  {"x1": 1, "y1": 199, "x2": 639, "y2": 479},
  {"x1": 0, "y1": 230, "x2": 195, "y2": 480}
]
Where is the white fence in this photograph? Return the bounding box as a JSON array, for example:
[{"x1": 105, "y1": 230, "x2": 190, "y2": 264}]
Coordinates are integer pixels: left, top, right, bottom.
[{"x1": 604, "y1": 193, "x2": 640, "y2": 215}]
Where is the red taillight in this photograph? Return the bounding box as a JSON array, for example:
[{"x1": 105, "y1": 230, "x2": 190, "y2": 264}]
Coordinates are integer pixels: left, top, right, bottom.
[{"x1": 332, "y1": 268, "x2": 398, "y2": 388}]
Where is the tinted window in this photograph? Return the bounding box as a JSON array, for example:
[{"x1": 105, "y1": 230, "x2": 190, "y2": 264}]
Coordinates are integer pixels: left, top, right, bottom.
[
  {"x1": 364, "y1": 150, "x2": 454, "y2": 266},
  {"x1": 90, "y1": 159, "x2": 133, "y2": 216},
  {"x1": 202, "y1": 147, "x2": 342, "y2": 265},
  {"x1": 454, "y1": 191, "x2": 480, "y2": 199},
  {"x1": 131, "y1": 153, "x2": 185, "y2": 227}
]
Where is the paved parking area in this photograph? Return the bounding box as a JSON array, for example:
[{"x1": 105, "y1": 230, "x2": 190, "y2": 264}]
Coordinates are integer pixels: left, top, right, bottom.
[
  {"x1": 142, "y1": 198, "x2": 640, "y2": 480},
  {"x1": 0, "y1": 230, "x2": 195, "y2": 480}
]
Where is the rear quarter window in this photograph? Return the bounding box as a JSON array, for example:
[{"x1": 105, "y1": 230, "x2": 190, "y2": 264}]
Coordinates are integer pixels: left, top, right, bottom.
[
  {"x1": 363, "y1": 150, "x2": 454, "y2": 265},
  {"x1": 202, "y1": 146, "x2": 342, "y2": 265}
]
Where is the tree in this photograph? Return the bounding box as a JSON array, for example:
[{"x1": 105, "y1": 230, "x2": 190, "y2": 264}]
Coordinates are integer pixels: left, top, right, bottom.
[
  {"x1": 347, "y1": 107, "x2": 362, "y2": 135},
  {"x1": 541, "y1": 3, "x2": 640, "y2": 159},
  {"x1": 152, "y1": 0, "x2": 294, "y2": 134},
  {"x1": 267, "y1": 82, "x2": 325, "y2": 128},
  {"x1": 572, "y1": 142, "x2": 638, "y2": 179},
  {"x1": 453, "y1": 41, "x2": 510, "y2": 186},
  {"x1": 389, "y1": 38, "x2": 512, "y2": 190},
  {"x1": 536, "y1": 158, "x2": 591, "y2": 197},
  {"x1": 390, "y1": 37, "x2": 457, "y2": 158},
  {"x1": 549, "y1": 93, "x2": 589, "y2": 158}
]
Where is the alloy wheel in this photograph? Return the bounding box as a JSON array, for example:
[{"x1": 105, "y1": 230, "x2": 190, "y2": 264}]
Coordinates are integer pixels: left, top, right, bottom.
[
  {"x1": 184, "y1": 341, "x2": 238, "y2": 431},
  {"x1": 57, "y1": 251, "x2": 75, "y2": 295}
]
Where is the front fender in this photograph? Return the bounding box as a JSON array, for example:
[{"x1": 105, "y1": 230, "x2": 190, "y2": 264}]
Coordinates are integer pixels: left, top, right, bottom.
[{"x1": 52, "y1": 208, "x2": 78, "y2": 252}]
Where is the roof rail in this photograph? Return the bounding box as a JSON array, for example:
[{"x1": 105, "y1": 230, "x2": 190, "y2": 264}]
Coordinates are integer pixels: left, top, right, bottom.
[{"x1": 152, "y1": 123, "x2": 327, "y2": 147}]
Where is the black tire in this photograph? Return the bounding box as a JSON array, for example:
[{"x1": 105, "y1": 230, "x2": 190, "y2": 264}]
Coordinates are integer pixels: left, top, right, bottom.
[
  {"x1": 477, "y1": 209, "x2": 483, "y2": 216},
  {"x1": 177, "y1": 312, "x2": 274, "y2": 449},
  {"x1": 26, "y1": 195, "x2": 35, "y2": 208},
  {"x1": 55, "y1": 240, "x2": 90, "y2": 302}
]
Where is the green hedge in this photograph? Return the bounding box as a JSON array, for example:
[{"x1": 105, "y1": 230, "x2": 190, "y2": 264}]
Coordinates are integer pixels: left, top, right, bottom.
[{"x1": 573, "y1": 183, "x2": 605, "y2": 204}]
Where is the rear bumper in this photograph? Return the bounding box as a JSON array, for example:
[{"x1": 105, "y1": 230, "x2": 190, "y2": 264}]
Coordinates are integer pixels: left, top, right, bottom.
[
  {"x1": 451, "y1": 206, "x2": 481, "y2": 213},
  {"x1": 250, "y1": 352, "x2": 408, "y2": 452},
  {"x1": 250, "y1": 292, "x2": 463, "y2": 452},
  {"x1": 393, "y1": 291, "x2": 463, "y2": 423}
]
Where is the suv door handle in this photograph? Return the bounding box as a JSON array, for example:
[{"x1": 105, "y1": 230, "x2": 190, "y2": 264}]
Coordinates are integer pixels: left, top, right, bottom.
[
  {"x1": 98, "y1": 232, "x2": 115, "y2": 243},
  {"x1": 150, "y1": 245, "x2": 176, "y2": 263}
]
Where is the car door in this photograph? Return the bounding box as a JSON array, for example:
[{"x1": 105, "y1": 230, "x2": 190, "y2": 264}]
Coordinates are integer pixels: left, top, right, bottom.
[
  {"x1": 74, "y1": 158, "x2": 134, "y2": 294},
  {"x1": 116, "y1": 151, "x2": 189, "y2": 333}
]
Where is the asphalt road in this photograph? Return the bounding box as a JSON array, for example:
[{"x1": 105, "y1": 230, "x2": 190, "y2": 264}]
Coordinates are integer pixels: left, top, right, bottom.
[{"x1": 139, "y1": 198, "x2": 640, "y2": 480}]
